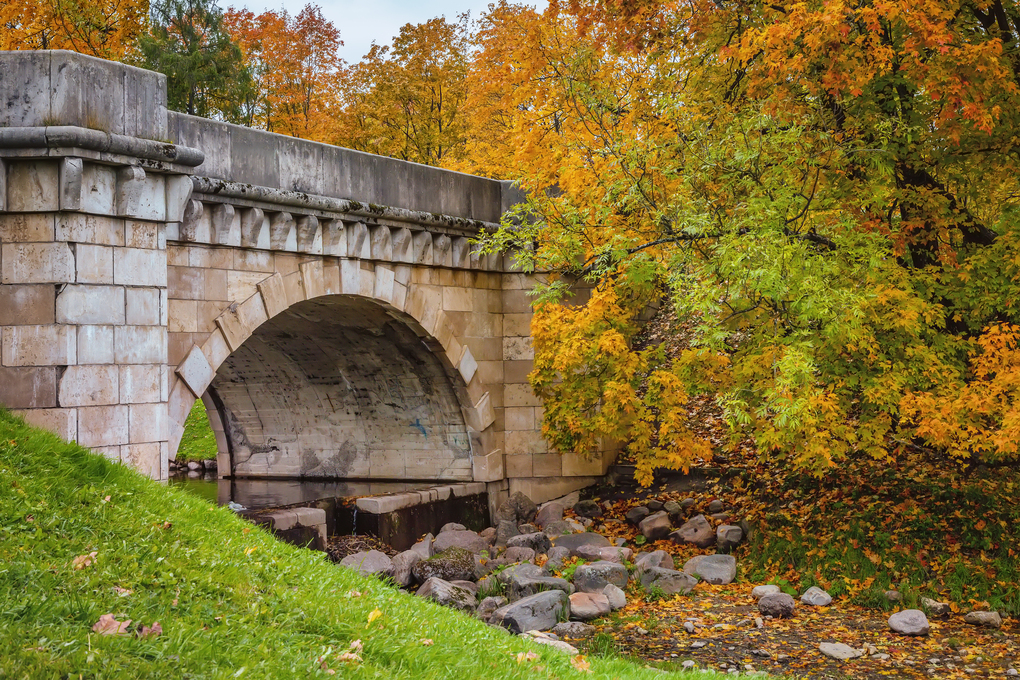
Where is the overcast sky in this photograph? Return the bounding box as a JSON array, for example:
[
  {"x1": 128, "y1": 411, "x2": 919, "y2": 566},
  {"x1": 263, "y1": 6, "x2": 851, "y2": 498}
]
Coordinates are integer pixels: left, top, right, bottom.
[{"x1": 234, "y1": 0, "x2": 547, "y2": 63}]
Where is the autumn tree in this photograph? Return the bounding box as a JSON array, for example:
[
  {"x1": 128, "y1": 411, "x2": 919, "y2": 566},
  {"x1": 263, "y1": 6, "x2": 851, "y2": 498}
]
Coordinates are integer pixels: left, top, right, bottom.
[
  {"x1": 0, "y1": 0, "x2": 148, "y2": 59},
  {"x1": 472, "y1": 0, "x2": 1020, "y2": 483},
  {"x1": 335, "y1": 16, "x2": 470, "y2": 166}
]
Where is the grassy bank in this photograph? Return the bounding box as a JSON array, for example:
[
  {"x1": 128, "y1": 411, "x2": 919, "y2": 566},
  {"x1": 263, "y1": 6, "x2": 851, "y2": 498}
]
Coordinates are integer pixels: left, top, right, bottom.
[
  {"x1": 0, "y1": 409, "x2": 722, "y2": 679},
  {"x1": 174, "y1": 400, "x2": 218, "y2": 462}
]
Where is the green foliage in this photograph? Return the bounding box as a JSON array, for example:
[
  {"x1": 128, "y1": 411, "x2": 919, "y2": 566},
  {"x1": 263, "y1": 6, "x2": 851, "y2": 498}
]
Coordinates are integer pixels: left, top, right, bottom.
[{"x1": 175, "y1": 400, "x2": 218, "y2": 462}]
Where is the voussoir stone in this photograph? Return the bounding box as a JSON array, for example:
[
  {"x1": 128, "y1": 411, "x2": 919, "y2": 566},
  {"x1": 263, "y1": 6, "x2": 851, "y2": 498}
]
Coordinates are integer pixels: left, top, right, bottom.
[
  {"x1": 751, "y1": 584, "x2": 782, "y2": 600},
  {"x1": 573, "y1": 560, "x2": 629, "y2": 593},
  {"x1": 671, "y1": 514, "x2": 715, "y2": 548},
  {"x1": 640, "y1": 567, "x2": 698, "y2": 595},
  {"x1": 819, "y1": 642, "x2": 862, "y2": 660},
  {"x1": 888, "y1": 609, "x2": 930, "y2": 636},
  {"x1": 964, "y1": 611, "x2": 1003, "y2": 628},
  {"x1": 339, "y1": 550, "x2": 393, "y2": 578},
  {"x1": 683, "y1": 554, "x2": 737, "y2": 585},
  {"x1": 506, "y1": 531, "x2": 552, "y2": 555},
  {"x1": 551, "y1": 532, "x2": 611, "y2": 557},
  {"x1": 416, "y1": 577, "x2": 477, "y2": 613},
  {"x1": 490, "y1": 590, "x2": 569, "y2": 634},
  {"x1": 535, "y1": 502, "x2": 565, "y2": 528},
  {"x1": 639, "y1": 511, "x2": 672, "y2": 541},
  {"x1": 433, "y1": 529, "x2": 488, "y2": 554},
  {"x1": 570, "y1": 592, "x2": 611, "y2": 621},
  {"x1": 801, "y1": 586, "x2": 833, "y2": 606},
  {"x1": 758, "y1": 593, "x2": 796, "y2": 618},
  {"x1": 390, "y1": 550, "x2": 421, "y2": 587},
  {"x1": 496, "y1": 491, "x2": 538, "y2": 526}
]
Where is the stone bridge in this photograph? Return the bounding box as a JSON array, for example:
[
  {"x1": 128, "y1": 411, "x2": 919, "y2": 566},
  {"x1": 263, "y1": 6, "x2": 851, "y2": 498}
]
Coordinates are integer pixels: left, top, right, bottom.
[{"x1": 0, "y1": 51, "x2": 613, "y2": 506}]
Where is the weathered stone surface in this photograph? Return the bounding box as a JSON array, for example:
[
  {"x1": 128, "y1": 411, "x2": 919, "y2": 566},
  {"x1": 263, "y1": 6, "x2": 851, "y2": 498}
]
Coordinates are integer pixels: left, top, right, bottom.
[
  {"x1": 752, "y1": 585, "x2": 782, "y2": 600},
  {"x1": 519, "y1": 631, "x2": 578, "y2": 654},
  {"x1": 758, "y1": 593, "x2": 797, "y2": 618},
  {"x1": 439, "y1": 522, "x2": 466, "y2": 533},
  {"x1": 640, "y1": 567, "x2": 697, "y2": 595},
  {"x1": 545, "y1": 546, "x2": 570, "y2": 570},
  {"x1": 646, "y1": 499, "x2": 664, "y2": 512},
  {"x1": 634, "y1": 550, "x2": 674, "y2": 574},
  {"x1": 517, "y1": 523, "x2": 539, "y2": 535},
  {"x1": 551, "y1": 533, "x2": 611, "y2": 557},
  {"x1": 501, "y1": 546, "x2": 536, "y2": 563},
  {"x1": 921, "y1": 597, "x2": 951, "y2": 617},
  {"x1": 963, "y1": 611, "x2": 1002, "y2": 628},
  {"x1": 477, "y1": 595, "x2": 507, "y2": 622},
  {"x1": 639, "y1": 511, "x2": 672, "y2": 540},
  {"x1": 542, "y1": 520, "x2": 577, "y2": 537},
  {"x1": 576, "y1": 545, "x2": 631, "y2": 564},
  {"x1": 603, "y1": 584, "x2": 627, "y2": 610},
  {"x1": 707, "y1": 499, "x2": 725, "y2": 513},
  {"x1": 496, "y1": 520, "x2": 521, "y2": 547},
  {"x1": 573, "y1": 561, "x2": 629, "y2": 593},
  {"x1": 671, "y1": 515, "x2": 715, "y2": 548},
  {"x1": 509, "y1": 575, "x2": 573, "y2": 601},
  {"x1": 390, "y1": 550, "x2": 421, "y2": 587},
  {"x1": 506, "y1": 531, "x2": 551, "y2": 555},
  {"x1": 716, "y1": 524, "x2": 744, "y2": 552},
  {"x1": 433, "y1": 530, "x2": 488, "y2": 555},
  {"x1": 339, "y1": 550, "x2": 393, "y2": 578},
  {"x1": 535, "y1": 502, "x2": 564, "y2": 528},
  {"x1": 888, "y1": 609, "x2": 930, "y2": 636},
  {"x1": 412, "y1": 547, "x2": 476, "y2": 582},
  {"x1": 479, "y1": 527, "x2": 497, "y2": 545},
  {"x1": 569, "y1": 592, "x2": 611, "y2": 621},
  {"x1": 496, "y1": 563, "x2": 546, "y2": 585},
  {"x1": 416, "y1": 577, "x2": 477, "y2": 613},
  {"x1": 572, "y1": 500, "x2": 602, "y2": 518},
  {"x1": 496, "y1": 491, "x2": 538, "y2": 526},
  {"x1": 663, "y1": 500, "x2": 683, "y2": 519},
  {"x1": 683, "y1": 554, "x2": 737, "y2": 585},
  {"x1": 490, "y1": 590, "x2": 569, "y2": 634},
  {"x1": 552, "y1": 621, "x2": 595, "y2": 639},
  {"x1": 819, "y1": 642, "x2": 862, "y2": 660},
  {"x1": 451, "y1": 580, "x2": 478, "y2": 593},
  {"x1": 626, "y1": 506, "x2": 651, "y2": 525},
  {"x1": 410, "y1": 534, "x2": 434, "y2": 561},
  {"x1": 801, "y1": 586, "x2": 833, "y2": 606}
]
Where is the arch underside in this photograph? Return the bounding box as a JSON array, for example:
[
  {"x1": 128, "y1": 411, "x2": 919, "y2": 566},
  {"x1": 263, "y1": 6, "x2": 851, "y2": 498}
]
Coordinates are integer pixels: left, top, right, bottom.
[{"x1": 209, "y1": 295, "x2": 472, "y2": 480}]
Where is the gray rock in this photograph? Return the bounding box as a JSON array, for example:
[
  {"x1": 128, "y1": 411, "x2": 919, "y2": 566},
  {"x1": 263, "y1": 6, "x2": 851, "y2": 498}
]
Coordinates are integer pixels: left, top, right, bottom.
[
  {"x1": 490, "y1": 590, "x2": 569, "y2": 634},
  {"x1": 390, "y1": 550, "x2": 421, "y2": 587},
  {"x1": 518, "y1": 523, "x2": 540, "y2": 535},
  {"x1": 519, "y1": 631, "x2": 578, "y2": 655},
  {"x1": 573, "y1": 561, "x2": 629, "y2": 592},
  {"x1": 751, "y1": 585, "x2": 782, "y2": 599},
  {"x1": 626, "y1": 506, "x2": 651, "y2": 525},
  {"x1": 683, "y1": 554, "x2": 737, "y2": 585},
  {"x1": 552, "y1": 621, "x2": 595, "y2": 638},
  {"x1": 708, "y1": 499, "x2": 725, "y2": 513},
  {"x1": 542, "y1": 520, "x2": 577, "y2": 537},
  {"x1": 339, "y1": 550, "x2": 393, "y2": 578},
  {"x1": 569, "y1": 592, "x2": 612, "y2": 620},
  {"x1": 680, "y1": 498, "x2": 696, "y2": 510},
  {"x1": 963, "y1": 611, "x2": 1002, "y2": 628},
  {"x1": 439, "y1": 522, "x2": 466, "y2": 533},
  {"x1": 477, "y1": 575, "x2": 502, "y2": 597},
  {"x1": 671, "y1": 515, "x2": 715, "y2": 548},
  {"x1": 187, "y1": 460, "x2": 201, "y2": 471},
  {"x1": 716, "y1": 524, "x2": 744, "y2": 552},
  {"x1": 576, "y1": 545, "x2": 632, "y2": 564},
  {"x1": 801, "y1": 586, "x2": 832, "y2": 606},
  {"x1": 509, "y1": 574, "x2": 574, "y2": 601},
  {"x1": 410, "y1": 533, "x2": 434, "y2": 561},
  {"x1": 819, "y1": 642, "x2": 862, "y2": 660},
  {"x1": 603, "y1": 583, "x2": 627, "y2": 610},
  {"x1": 412, "y1": 547, "x2": 476, "y2": 582},
  {"x1": 477, "y1": 595, "x2": 507, "y2": 622},
  {"x1": 646, "y1": 499, "x2": 664, "y2": 512},
  {"x1": 496, "y1": 520, "x2": 521, "y2": 547},
  {"x1": 535, "y1": 502, "x2": 564, "y2": 528},
  {"x1": 573, "y1": 499, "x2": 602, "y2": 518},
  {"x1": 433, "y1": 529, "x2": 488, "y2": 555},
  {"x1": 888, "y1": 609, "x2": 930, "y2": 636},
  {"x1": 710, "y1": 512, "x2": 730, "y2": 521},
  {"x1": 640, "y1": 567, "x2": 698, "y2": 595},
  {"x1": 921, "y1": 597, "x2": 950, "y2": 617},
  {"x1": 634, "y1": 550, "x2": 674, "y2": 574},
  {"x1": 496, "y1": 491, "x2": 538, "y2": 526},
  {"x1": 502, "y1": 546, "x2": 536, "y2": 563},
  {"x1": 545, "y1": 546, "x2": 571, "y2": 570},
  {"x1": 663, "y1": 500, "x2": 683, "y2": 519},
  {"x1": 201, "y1": 459, "x2": 216, "y2": 471},
  {"x1": 479, "y1": 527, "x2": 497, "y2": 545},
  {"x1": 451, "y1": 579, "x2": 479, "y2": 593},
  {"x1": 416, "y1": 577, "x2": 477, "y2": 613},
  {"x1": 884, "y1": 590, "x2": 902, "y2": 603},
  {"x1": 496, "y1": 562, "x2": 546, "y2": 584},
  {"x1": 758, "y1": 593, "x2": 796, "y2": 618},
  {"x1": 507, "y1": 531, "x2": 551, "y2": 555},
  {"x1": 551, "y1": 532, "x2": 611, "y2": 557},
  {"x1": 639, "y1": 511, "x2": 672, "y2": 541}
]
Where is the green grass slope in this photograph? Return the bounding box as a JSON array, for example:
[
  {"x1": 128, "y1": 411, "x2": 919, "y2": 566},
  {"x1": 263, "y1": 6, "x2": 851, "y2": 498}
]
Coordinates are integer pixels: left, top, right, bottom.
[{"x1": 0, "y1": 410, "x2": 715, "y2": 679}]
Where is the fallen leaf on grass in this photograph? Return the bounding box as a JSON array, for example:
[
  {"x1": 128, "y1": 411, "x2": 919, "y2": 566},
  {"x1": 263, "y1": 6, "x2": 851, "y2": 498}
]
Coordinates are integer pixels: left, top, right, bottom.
[
  {"x1": 420, "y1": 638, "x2": 433, "y2": 646},
  {"x1": 570, "y1": 655, "x2": 592, "y2": 673},
  {"x1": 71, "y1": 551, "x2": 98, "y2": 570},
  {"x1": 366, "y1": 608, "x2": 382, "y2": 627},
  {"x1": 516, "y1": 651, "x2": 539, "y2": 663},
  {"x1": 92, "y1": 614, "x2": 131, "y2": 636},
  {"x1": 113, "y1": 586, "x2": 132, "y2": 597},
  {"x1": 138, "y1": 622, "x2": 162, "y2": 638}
]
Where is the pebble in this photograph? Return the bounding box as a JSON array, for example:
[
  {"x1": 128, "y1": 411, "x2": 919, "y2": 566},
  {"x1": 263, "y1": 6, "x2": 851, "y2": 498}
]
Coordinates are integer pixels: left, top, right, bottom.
[
  {"x1": 754, "y1": 618, "x2": 764, "y2": 629},
  {"x1": 682, "y1": 660, "x2": 696, "y2": 669},
  {"x1": 684, "y1": 621, "x2": 695, "y2": 633},
  {"x1": 691, "y1": 641, "x2": 707, "y2": 648}
]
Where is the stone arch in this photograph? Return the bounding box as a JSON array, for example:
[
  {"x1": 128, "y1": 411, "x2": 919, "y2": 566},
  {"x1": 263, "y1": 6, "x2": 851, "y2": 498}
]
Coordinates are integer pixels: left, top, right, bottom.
[{"x1": 167, "y1": 257, "x2": 497, "y2": 481}]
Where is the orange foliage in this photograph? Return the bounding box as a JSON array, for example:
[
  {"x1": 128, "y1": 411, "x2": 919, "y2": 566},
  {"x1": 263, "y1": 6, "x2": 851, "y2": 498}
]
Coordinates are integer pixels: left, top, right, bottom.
[{"x1": 0, "y1": 0, "x2": 148, "y2": 59}]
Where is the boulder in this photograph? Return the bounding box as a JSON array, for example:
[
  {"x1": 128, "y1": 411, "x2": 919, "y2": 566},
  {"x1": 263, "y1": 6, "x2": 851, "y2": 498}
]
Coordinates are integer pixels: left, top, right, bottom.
[
  {"x1": 451, "y1": 579, "x2": 479, "y2": 593},
  {"x1": 671, "y1": 515, "x2": 715, "y2": 548},
  {"x1": 758, "y1": 593, "x2": 796, "y2": 618},
  {"x1": 519, "y1": 631, "x2": 579, "y2": 655},
  {"x1": 626, "y1": 506, "x2": 651, "y2": 525},
  {"x1": 412, "y1": 547, "x2": 476, "y2": 582},
  {"x1": 433, "y1": 530, "x2": 488, "y2": 555},
  {"x1": 921, "y1": 597, "x2": 951, "y2": 617},
  {"x1": 552, "y1": 621, "x2": 595, "y2": 639},
  {"x1": 707, "y1": 499, "x2": 725, "y2": 513},
  {"x1": 490, "y1": 590, "x2": 569, "y2": 634},
  {"x1": 639, "y1": 511, "x2": 672, "y2": 541},
  {"x1": 646, "y1": 499, "x2": 664, "y2": 512},
  {"x1": 964, "y1": 611, "x2": 1002, "y2": 628},
  {"x1": 546, "y1": 546, "x2": 571, "y2": 570},
  {"x1": 682, "y1": 554, "x2": 737, "y2": 585},
  {"x1": 603, "y1": 584, "x2": 627, "y2": 610},
  {"x1": 501, "y1": 546, "x2": 536, "y2": 563},
  {"x1": 440, "y1": 522, "x2": 466, "y2": 533},
  {"x1": 477, "y1": 595, "x2": 507, "y2": 622},
  {"x1": 663, "y1": 500, "x2": 683, "y2": 520},
  {"x1": 416, "y1": 577, "x2": 477, "y2": 613},
  {"x1": 542, "y1": 520, "x2": 577, "y2": 537},
  {"x1": 496, "y1": 520, "x2": 521, "y2": 547},
  {"x1": 572, "y1": 499, "x2": 602, "y2": 518},
  {"x1": 634, "y1": 550, "x2": 674, "y2": 574},
  {"x1": 496, "y1": 491, "x2": 538, "y2": 526},
  {"x1": 576, "y1": 545, "x2": 632, "y2": 564},
  {"x1": 569, "y1": 592, "x2": 611, "y2": 620},
  {"x1": 506, "y1": 532, "x2": 552, "y2": 555},
  {"x1": 640, "y1": 567, "x2": 697, "y2": 595},
  {"x1": 509, "y1": 574, "x2": 574, "y2": 601},
  {"x1": 409, "y1": 533, "x2": 434, "y2": 561},
  {"x1": 339, "y1": 550, "x2": 393, "y2": 578},
  {"x1": 751, "y1": 585, "x2": 782, "y2": 600},
  {"x1": 573, "y1": 561, "x2": 629, "y2": 593},
  {"x1": 551, "y1": 532, "x2": 611, "y2": 557},
  {"x1": 888, "y1": 609, "x2": 930, "y2": 636},
  {"x1": 679, "y1": 498, "x2": 696, "y2": 510},
  {"x1": 518, "y1": 523, "x2": 540, "y2": 535},
  {"x1": 479, "y1": 527, "x2": 497, "y2": 545},
  {"x1": 819, "y1": 642, "x2": 862, "y2": 660},
  {"x1": 884, "y1": 590, "x2": 902, "y2": 603},
  {"x1": 716, "y1": 524, "x2": 744, "y2": 553},
  {"x1": 496, "y1": 562, "x2": 546, "y2": 584},
  {"x1": 535, "y1": 502, "x2": 565, "y2": 528},
  {"x1": 801, "y1": 586, "x2": 832, "y2": 606},
  {"x1": 390, "y1": 550, "x2": 421, "y2": 587}
]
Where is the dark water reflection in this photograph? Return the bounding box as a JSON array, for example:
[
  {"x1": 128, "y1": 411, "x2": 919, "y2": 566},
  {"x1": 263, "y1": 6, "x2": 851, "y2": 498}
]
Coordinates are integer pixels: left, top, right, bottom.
[{"x1": 168, "y1": 474, "x2": 437, "y2": 510}]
